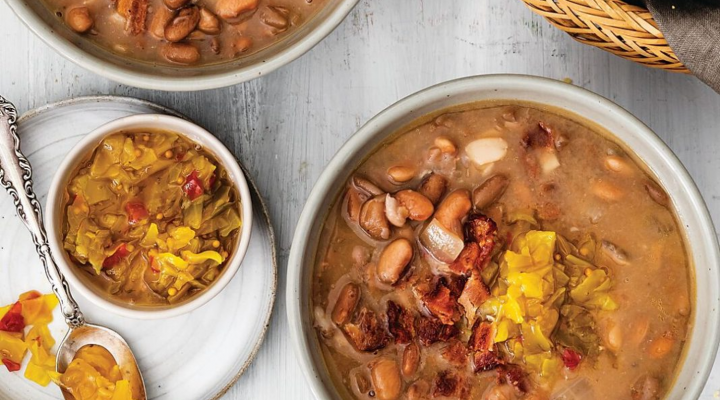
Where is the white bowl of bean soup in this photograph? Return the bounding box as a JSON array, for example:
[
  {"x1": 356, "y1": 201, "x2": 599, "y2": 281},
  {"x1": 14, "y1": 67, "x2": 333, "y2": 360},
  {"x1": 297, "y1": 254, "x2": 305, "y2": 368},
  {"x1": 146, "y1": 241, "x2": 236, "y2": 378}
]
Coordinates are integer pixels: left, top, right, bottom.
[
  {"x1": 6, "y1": 0, "x2": 358, "y2": 90},
  {"x1": 287, "y1": 74, "x2": 720, "y2": 400}
]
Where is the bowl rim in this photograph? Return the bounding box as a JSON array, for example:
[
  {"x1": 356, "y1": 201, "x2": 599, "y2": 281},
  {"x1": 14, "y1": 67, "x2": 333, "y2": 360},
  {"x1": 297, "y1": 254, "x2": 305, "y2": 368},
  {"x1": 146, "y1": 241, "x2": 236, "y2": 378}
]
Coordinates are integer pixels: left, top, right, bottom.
[
  {"x1": 286, "y1": 74, "x2": 720, "y2": 399},
  {"x1": 45, "y1": 113, "x2": 254, "y2": 319},
  {"x1": 5, "y1": 0, "x2": 359, "y2": 91}
]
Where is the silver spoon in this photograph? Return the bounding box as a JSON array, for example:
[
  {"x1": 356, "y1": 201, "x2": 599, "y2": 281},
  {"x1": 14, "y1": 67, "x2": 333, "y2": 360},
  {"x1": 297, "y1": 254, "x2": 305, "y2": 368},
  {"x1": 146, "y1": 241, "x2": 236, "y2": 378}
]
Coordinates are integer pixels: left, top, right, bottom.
[{"x1": 0, "y1": 96, "x2": 146, "y2": 400}]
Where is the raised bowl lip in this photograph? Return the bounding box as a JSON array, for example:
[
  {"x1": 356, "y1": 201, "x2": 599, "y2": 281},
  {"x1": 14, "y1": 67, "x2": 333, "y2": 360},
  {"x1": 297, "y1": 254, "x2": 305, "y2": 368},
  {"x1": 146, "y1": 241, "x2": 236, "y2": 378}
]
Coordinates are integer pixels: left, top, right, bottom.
[
  {"x1": 286, "y1": 74, "x2": 720, "y2": 399},
  {"x1": 45, "y1": 113, "x2": 254, "y2": 319},
  {"x1": 5, "y1": 0, "x2": 359, "y2": 91}
]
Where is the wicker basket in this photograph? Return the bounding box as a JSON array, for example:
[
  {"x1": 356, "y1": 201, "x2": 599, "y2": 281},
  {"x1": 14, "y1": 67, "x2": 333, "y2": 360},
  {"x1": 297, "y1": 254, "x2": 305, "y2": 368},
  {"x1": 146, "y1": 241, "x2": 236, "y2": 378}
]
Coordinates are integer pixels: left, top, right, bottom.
[{"x1": 520, "y1": 0, "x2": 689, "y2": 73}]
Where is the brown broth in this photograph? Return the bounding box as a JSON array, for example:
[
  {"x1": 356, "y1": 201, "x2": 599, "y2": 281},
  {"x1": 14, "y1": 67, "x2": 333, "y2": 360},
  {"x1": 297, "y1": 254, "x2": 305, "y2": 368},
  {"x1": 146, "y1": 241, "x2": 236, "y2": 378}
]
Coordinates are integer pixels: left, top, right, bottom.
[
  {"x1": 44, "y1": 0, "x2": 327, "y2": 66},
  {"x1": 311, "y1": 105, "x2": 692, "y2": 400}
]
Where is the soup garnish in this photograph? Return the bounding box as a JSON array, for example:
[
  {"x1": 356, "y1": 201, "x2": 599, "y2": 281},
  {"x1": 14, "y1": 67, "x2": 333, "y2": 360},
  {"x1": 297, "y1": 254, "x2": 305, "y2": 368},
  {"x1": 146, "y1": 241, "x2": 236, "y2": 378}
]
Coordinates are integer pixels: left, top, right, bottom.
[
  {"x1": 62, "y1": 130, "x2": 243, "y2": 306},
  {"x1": 312, "y1": 105, "x2": 692, "y2": 400}
]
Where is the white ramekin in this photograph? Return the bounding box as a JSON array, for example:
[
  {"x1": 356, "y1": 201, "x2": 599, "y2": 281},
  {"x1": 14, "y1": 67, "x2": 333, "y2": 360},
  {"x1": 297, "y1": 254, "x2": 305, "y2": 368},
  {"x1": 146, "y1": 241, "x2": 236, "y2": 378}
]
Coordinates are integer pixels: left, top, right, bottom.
[
  {"x1": 286, "y1": 74, "x2": 720, "y2": 400},
  {"x1": 46, "y1": 114, "x2": 253, "y2": 319},
  {"x1": 5, "y1": 0, "x2": 358, "y2": 91}
]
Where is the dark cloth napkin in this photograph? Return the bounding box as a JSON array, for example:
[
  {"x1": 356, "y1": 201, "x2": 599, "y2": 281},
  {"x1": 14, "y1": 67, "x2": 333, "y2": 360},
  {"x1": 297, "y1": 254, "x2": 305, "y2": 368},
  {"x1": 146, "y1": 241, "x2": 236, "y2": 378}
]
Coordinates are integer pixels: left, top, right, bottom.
[{"x1": 638, "y1": 0, "x2": 720, "y2": 92}]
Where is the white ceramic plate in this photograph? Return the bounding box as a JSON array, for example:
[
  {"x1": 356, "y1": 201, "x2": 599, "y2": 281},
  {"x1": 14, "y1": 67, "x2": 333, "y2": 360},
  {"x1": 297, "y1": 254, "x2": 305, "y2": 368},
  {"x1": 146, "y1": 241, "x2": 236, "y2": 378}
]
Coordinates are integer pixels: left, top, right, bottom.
[{"x1": 0, "y1": 96, "x2": 277, "y2": 400}]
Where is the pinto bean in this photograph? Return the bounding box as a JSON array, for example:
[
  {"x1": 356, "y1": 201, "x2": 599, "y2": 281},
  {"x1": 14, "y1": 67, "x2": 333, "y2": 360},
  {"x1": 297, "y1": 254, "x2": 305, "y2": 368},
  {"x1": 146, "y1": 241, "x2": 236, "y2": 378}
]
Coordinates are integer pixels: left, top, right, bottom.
[
  {"x1": 360, "y1": 196, "x2": 390, "y2": 240},
  {"x1": 346, "y1": 187, "x2": 365, "y2": 222},
  {"x1": 402, "y1": 342, "x2": 420, "y2": 377},
  {"x1": 164, "y1": 0, "x2": 189, "y2": 9},
  {"x1": 385, "y1": 194, "x2": 409, "y2": 227},
  {"x1": 591, "y1": 180, "x2": 624, "y2": 202},
  {"x1": 161, "y1": 42, "x2": 200, "y2": 64},
  {"x1": 353, "y1": 176, "x2": 384, "y2": 196},
  {"x1": 604, "y1": 155, "x2": 632, "y2": 175},
  {"x1": 473, "y1": 174, "x2": 509, "y2": 210},
  {"x1": 606, "y1": 323, "x2": 623, "y2": 352},
  {"x1": 645, "y1": 182, "x2": 669, "y2": 207},
  {"x1": 434, "y1": 136, "x2": 457, "y2": 154},
  {"x1": 149, "y1": 5, "x2": 176, "y2": 39},
  {"x1": 387, "y1": 166, "x2": 416, "y2": 184},
  {"x1": 370, "y1": 357, "x2": 402, "y2": 400},
  {"x1": 377, "y1": 238, "x2": 413, "y2": 284},
  {"x1": 215, "y1": 0, "x2": 258, "y2": 22},
  {"x1": 331, "y1": 283, "x2": 360, "y2": 325},
  {"x1": 233, "y1": 36, "x2": 253, "y2": 54},
  {"x1": 629, "y1": 316, "x2": 650, "y2": 345},
  {"x1": 259, "y1": 5, "x2": 290, "y2": 30},
  {"x1": 434, "y1": 190, "x2": 472, "y2": 236},
  {"x1": 648, "y1": 334, "x2": 674, "y2": 359},
  {"x1": 164, "y1": 6, "x2": 200, "y2": 42},
  {"x1": 418, "y1": 173, "x2": 447, "y2": 205},
  {"x1": 395, "y1": 190, "x2": 434, "y2": 221},
  {"x1": 66, "y1": 7, "x2": 94, "y2": 33},
  {"x1": 198, "y1": 8, "x2": 222, "y2": 34}
]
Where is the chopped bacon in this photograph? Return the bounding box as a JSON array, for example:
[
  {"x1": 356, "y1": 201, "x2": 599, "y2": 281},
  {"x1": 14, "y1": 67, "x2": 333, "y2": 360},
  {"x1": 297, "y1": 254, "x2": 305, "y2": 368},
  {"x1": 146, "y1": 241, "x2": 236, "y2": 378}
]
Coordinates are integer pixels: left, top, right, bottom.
[
  {"x1": 449, "y1": 242, "x2": 480, "y2": 275},
  {"x1": 182, "y1": 170, "x2": 205, "y2": 200},
  {"x1": 124, "y1": 0, "x2": 149, "y2": 35},
  {"x1": 432, "y1": 371, "x2": 465, "y2": 398},
  {"x1": 468, "y1": 320, "x2": 502, "y2": 372},
  {"x1": 102, "y1": 243, "x2": 130, "y2": 270},
  {"x1": 0, "y1": 302, "x2": 24, "y2": 333},
  {"x1": 473, "y1": 351, "x2": 502, "y2": 372},
  {"x1": 416, "y1": 316, "x2": 458, "y2": 346},
  {"x1": 498, "y1": 365, "x2": 528, "y2": 393},
  {"x1": 458, "y1": 271, "x2": 491, "y2": 326},
  {"x1": 386, "y1": 301, "x2": 415, "y2": 344},
  {"x1": 468, "y1": 320, "x2": 494, "y2": 352},
  {"x1": 521, "y1": 122, "x2": 554, "y2": 150},
  {"x1": 342, "y1": 307, "x2": 388, "y2": 352},
  {"x1": 562, "y1": 348, "x2": 582, "y2": 370},
  {"x1": 422, "y1": 277, "x2": 463, "y2": 325},
  {"x1": 441, "y1": 340, "x2": 467, "y2": 367},
  {"x1": 2, "y1": 359, "x2": 21, "y2": 372},
  {"x1": 463, "y1": 214, "x2": 497, "y2": 269}
]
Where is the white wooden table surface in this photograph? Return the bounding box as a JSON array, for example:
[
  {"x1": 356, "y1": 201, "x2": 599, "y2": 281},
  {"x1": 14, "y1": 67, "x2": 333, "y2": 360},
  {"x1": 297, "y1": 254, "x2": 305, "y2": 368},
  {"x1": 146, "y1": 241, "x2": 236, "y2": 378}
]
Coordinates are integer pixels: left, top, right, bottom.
[{"x1": 2, "y1": 1, "x2": 720, "y2": 399}]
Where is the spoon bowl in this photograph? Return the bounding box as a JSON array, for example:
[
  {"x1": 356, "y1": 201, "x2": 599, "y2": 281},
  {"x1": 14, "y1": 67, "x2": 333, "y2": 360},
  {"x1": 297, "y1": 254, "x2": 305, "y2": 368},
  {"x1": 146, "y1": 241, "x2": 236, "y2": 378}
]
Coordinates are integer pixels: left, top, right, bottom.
[
  {"x1": 0, "y1": 96, "x2": 147, "y2": 400},
  {"x1": 56, "y1": 324, "x2": 145, "y2": 400}
]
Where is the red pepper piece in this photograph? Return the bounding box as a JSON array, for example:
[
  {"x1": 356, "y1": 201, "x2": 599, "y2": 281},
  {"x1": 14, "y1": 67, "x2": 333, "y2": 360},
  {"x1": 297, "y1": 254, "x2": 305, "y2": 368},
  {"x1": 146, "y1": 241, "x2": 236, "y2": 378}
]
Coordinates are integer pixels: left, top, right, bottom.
[
  {"x1": 125, "y1": 202, "x2": 149, "y2": 224},
  {"x1": 149, "y1": 256, "x2": 160, "y2": 273},
  {"x1": 103, "y1": 244, "x2": 130, "y2": 270},
  {"x1": 2, "y1": 359, "x2": 21, "y2": 372},
  {"x1": 562, "y1": 348, "x2": 582, "y2": 370},
  {"x1": 0, "y1": 302, "x2": 24, "y2": 333},
  {"x1": 182, "y1": 170, "x2": 204, "y2": 200}
]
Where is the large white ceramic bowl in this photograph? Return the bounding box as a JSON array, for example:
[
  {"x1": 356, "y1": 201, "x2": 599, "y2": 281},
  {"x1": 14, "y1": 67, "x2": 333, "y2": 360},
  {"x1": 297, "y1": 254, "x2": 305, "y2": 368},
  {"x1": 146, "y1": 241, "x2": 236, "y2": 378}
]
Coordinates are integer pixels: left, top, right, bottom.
[
  {"x1": 287, "y1": 74, "x2": 720, "y2": 399},
  {"x1": 46, "y1": 114, "x2": 254, "y2": 319},
  {"x1": 5, "y1": 0, "x2": 358, "y2": 91}
]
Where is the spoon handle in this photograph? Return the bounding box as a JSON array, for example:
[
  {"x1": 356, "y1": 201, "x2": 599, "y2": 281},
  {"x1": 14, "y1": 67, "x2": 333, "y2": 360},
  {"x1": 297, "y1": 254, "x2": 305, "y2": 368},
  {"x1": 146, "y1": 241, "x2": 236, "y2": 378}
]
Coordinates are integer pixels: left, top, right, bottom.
[{"x1": 0, "y1": 96, "x2": 85, "y2": 328}]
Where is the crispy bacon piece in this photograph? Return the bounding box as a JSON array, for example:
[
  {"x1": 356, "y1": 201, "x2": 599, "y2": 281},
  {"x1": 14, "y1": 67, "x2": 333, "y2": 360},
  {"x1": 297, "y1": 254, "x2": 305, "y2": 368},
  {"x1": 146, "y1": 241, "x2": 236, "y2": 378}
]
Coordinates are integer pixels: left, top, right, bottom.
[
  {"x1": 123, "y1": 0, "x2": 149, "y2": 35},
  {"x1": 498, "y1": 365, "x2": 528, "y2": 393},
  {"x1": 473, "y1": 351, "x2": 502, "y2": 372},
  {"x1": 432, "y1": 371, "x2": 466, "y2": 398},
  {"x1": 416, "y1": 316, "x2": 458, "y2": 346},
  {"x1": 468, "y1": 320, "x2": 494, "y2": 352},
  {"x1": 469, "y1": 320, "x2": 502, "y2": 372},
  {"x1": 422, "y1": 277, "x2": 464, "y2": 325},
  {"x1": 521, "y1": 122, "x2": 554, "y2": 150},
  {"x1": 464, "y1": 214, "x2": 497, "y2": 268},
  {"x1": 458, "y1": 271, "x2": 491, "y2": 327},
  {"x1": 441, "y1": 340, "x2": 467, "y2": 367},
  {"x1": 386, "y1": 301, "x2": 415, "y2": 344},
  {"x1": 449, "y1": 242, "x2": 480, "y2": 275},
  {"x1": 342, "y1": 307, "x2": 388, "y2": 352}
]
